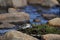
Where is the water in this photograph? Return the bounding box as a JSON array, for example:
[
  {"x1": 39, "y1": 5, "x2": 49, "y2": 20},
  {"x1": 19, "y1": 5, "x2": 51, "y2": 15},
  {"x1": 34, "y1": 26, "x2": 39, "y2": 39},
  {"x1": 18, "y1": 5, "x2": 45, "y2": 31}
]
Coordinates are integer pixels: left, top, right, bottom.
[
  {"x1": 0, "y1": 29, "x2": 15, "y2": 35},
  {"x1": 0, "y1": 26, "x2": 19, "y2": 35},
  {"x1": 0, "y1": 5, "x2": 60, "y2": 34},
  {"x1": 20, "y1": 5, "x2": 60, "y2": 24}
]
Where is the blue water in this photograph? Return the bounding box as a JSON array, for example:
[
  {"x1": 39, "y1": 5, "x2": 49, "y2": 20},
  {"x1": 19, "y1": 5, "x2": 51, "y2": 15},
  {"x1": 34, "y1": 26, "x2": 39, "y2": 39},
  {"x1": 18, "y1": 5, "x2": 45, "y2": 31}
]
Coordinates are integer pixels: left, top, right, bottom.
[
  {"x1": 0, "y1": 5, "x2": 60, "y2": 34},
  {"x1": 20, "y1": 5, "x2": 60, "y2": 24},
  {"x1": 0, "y1": 29, "x2": 15, "y2": 35},
  {"x1": 0, "y1": 26, "x2": 19, "y2": 35}
]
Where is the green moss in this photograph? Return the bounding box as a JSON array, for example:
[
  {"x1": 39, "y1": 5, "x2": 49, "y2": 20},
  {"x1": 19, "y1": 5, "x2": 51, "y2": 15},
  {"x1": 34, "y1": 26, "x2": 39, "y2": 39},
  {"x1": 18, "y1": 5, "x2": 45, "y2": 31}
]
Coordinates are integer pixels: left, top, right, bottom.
[{"x1": 19, "y1": 24, "x2": 60, "y2": 35}]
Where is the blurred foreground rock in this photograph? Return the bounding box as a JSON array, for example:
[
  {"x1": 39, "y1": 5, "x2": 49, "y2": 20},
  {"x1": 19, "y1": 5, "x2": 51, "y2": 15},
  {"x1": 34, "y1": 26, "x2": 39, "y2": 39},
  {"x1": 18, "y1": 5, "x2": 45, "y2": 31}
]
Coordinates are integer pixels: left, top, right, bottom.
[
  {"x1": 8, "y1": 8, "x2": 18, "y2": 13},
  {"x1": 0, "y1": 12, "x2": 30, "y2": 22},
  {"x1": 12, "y1": 0, "x2": 27, "y2": 8},
  {"x1": 0, "y1": 0, "x2": 27, "y2": 8},
  {"x1": 28, "y1": 0, "x2": 59, "y2": 7},
  {"x1": 0, "y1": 36, "x2": 3, "y2": 40},
  {"x1": 3, "y1": 30, "x2": 38, "y2": 40},
  {"x1": 42, "y1": 34, "x2": 60, "y2": 40},
  {"x1": 48, "y1": 18, "x2": 60, "y2": 27},
  {"x1": 42, "y1": 14, "x2": 57, "y2": 20}
]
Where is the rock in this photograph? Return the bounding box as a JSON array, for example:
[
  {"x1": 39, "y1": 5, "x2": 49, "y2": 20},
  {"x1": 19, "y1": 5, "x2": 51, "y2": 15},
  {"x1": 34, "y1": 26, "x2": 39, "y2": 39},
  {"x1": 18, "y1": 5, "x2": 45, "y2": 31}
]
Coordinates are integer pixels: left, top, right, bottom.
[
  {"x1": 8, "y1": 8, "x2": 18, "y2": 13},
  {"x1": 12, "y1": 0, "x2": 27, "y2": 8},
  {"x1": 28, "y1": 0, "x2": 59, "y2": 7},
  {"x1": 0, "y1": 12, "x2": 30, "y2": 22},
  {"x1": 0, "y1": 36, "x2": 2, "y2": 40},
  {"x1": 6, "y1": 0, "x2": 13, "y2": 6},
  {"x1": 42, "y1": 14, "x2": 57, "y2": 20},
  {"x1": 0, "y1": 0, "x2": 12, "y2": 7},
  {"x1": 0, "y1": 23, "x2": 15, "y2": 28},
  {"x1": 48, "y1": 18, "x2": 60, "y2": 27},
  {"x1": 0, "y1": 0, "x2": 27, "y2": 7},
  {"x1": 4, "y1": 30, "x2": 38, "y2": 40},
  {"x1": 0, "y1": 0, "x2": 7, "y2": 7},
  {"x1": 33, "y1": 19, "x2": 40, "y2": 22},
  {"x1": 42, "y1": 34, "x2": 60, "y2": 40},
  {"x1": 0, "y1": 36, "x2": 4, "y2": 40}
]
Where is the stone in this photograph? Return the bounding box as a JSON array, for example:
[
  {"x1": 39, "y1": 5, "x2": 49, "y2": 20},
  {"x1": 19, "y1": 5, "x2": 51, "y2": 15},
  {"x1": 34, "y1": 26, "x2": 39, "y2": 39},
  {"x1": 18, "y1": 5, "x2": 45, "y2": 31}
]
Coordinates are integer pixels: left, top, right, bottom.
[
  {"x1": 0, "y1": 0, "x2": 12, "y2": 7},
  {"x1": 6, "y1": 0, "x2": 13, "y2": 6},
  {"x1": 0, "y1": 36, "x2": 2, "y2": 40},
  {"x1": 0, "y1": 12, "x2": 30, "y2": 22},
  {"x1": 48, "y1": 18, "x2": 60, "y2": 27},
  {"x1": 0, "y1": 23, "x2": 15, "y2": 28},
  {"x1": 8, "y1": 8, "x2": 18, "y2": 13},
  {"x1": 33, "y1": 19, "x2": 40, "y2": 22},
  {"x1": 42, "y1": 34, "x2": 60, "y2": 40},
  {"x1": 42, "y1": 14, "x2": 57, "y2": 20},
  {"x1": 0, "y1": 0, "x2": 7, "y2": 7},
  {"x1": 4, "y1": 30, "x2": 38, "y2": 40},
  {"x1": 28, "y1": 0, "x2": 59, "y2": 7},
  {"x1": 12, "y1": 0, "x2": 27, "y2": 8}
]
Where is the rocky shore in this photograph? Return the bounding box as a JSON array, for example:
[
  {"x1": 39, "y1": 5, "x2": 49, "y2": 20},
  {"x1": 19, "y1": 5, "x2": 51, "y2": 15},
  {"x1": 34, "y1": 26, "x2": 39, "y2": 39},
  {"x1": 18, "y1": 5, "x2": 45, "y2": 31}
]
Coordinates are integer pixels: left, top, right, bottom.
[{"x1": 0, "y1": 0, "x2": 60, "y2": 40}]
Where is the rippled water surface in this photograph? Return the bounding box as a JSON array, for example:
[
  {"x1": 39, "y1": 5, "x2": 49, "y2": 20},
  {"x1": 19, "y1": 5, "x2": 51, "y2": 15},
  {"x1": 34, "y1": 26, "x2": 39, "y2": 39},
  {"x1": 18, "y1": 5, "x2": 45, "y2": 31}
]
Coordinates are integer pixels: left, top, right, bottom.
[{"x1": 21, "y1": 5, "x2": 60, "y2": 24}]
